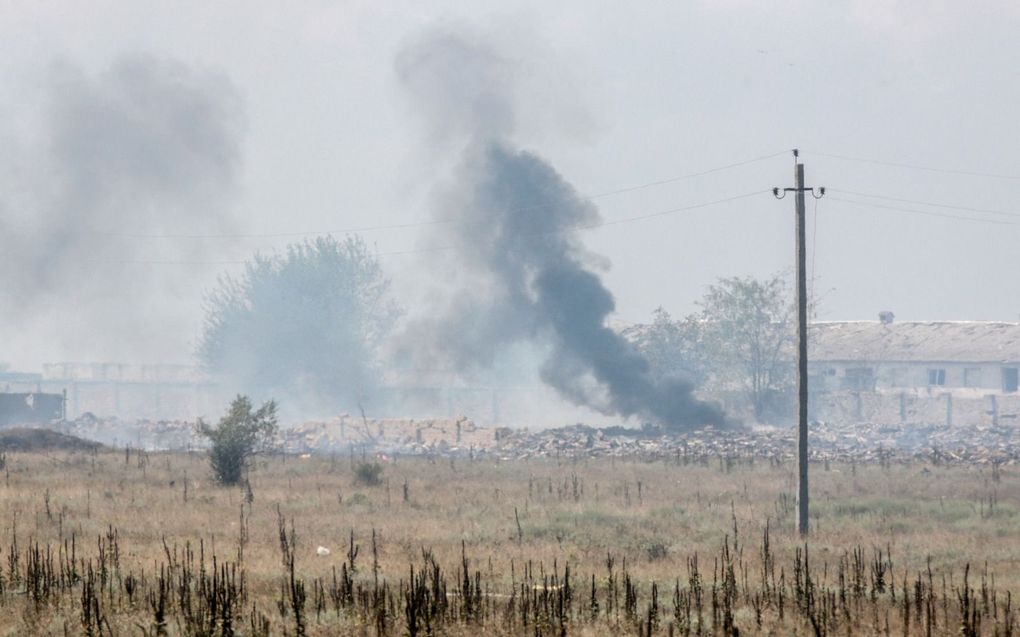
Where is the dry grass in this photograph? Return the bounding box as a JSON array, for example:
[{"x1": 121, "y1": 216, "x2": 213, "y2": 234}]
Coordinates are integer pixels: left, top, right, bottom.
[{"x1": 0, "y1": 446, "x2": 1017, "y2": 634}]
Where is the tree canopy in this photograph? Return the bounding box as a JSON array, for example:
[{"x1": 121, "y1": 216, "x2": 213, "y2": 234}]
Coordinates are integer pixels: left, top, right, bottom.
[
  {"x1": 198, "y1": 235, "x2": 399, "y2": 413},
  {"x1": 697, "y1": 274, "x2": 795, "y2": 422},
  {"x1": 624, "y1": 307, "x2": 709, "y2": 387},
  {"x1": 631, "y1": 274, "x2": 795, "y2": 423}
]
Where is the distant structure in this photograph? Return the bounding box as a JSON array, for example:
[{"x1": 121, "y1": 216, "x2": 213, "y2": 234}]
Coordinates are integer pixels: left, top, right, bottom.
[
  {"x1": 809, "y1": 320, "x2": 1020, "y2": 393},
  {"x1": 0, "y1": 391, "x2": 64, "y2": 425},
  {"x1": 2, "y1": 362, "x2": 219, "y2": 421},
  {"x1": 41, "y1": 362, "x2": 200, "y2": 384},
  {"x1": 810, "y1": 320, "x2": 1020, "y2": 426}
]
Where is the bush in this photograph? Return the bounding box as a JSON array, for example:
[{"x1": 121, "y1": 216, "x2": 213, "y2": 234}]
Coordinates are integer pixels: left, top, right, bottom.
[
  {"x1": 353, "y1": 461, "x2": 383, "y2": 486},
  {"x1": 198, "y1": 395, "x2": 278, "y2": 485},
  {"x1": 646, "y1": 541, "x2": 669, "y2": 561}
]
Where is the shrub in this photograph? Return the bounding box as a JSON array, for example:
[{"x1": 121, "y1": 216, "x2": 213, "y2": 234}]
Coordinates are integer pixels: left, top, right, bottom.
[
  {"x1": 346, "y1": 492, "x2": 371, "y2": 506},
  {"x1": 646, "y1": 541, "x2": 669, "y2": 561},
  {"x1": 353, "y1": 461, "x2": 383, "y2": 486},
  {"x1": 198, "y1": 395, "x2": 278, "y2": 485}
]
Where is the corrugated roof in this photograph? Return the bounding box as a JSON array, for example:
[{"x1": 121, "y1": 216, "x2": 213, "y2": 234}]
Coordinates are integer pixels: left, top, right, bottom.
[{"x1": 810, "y1": 321, "x2": 1020, "y2": 363}]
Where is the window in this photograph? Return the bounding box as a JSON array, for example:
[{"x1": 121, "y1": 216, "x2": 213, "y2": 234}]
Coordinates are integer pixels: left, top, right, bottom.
[
  {"x1": 1003, "y1": 368, "x2": 1018, "y2": 393},
  {"x1": 843, "y1": 367, "x2": 875, "y2": 391},
  {"x1": 928, "y1": 369, "x2": 946, "y2": 386},
  {"x1": 964, "y1": 368, "x2": 983, "y2": 388}
]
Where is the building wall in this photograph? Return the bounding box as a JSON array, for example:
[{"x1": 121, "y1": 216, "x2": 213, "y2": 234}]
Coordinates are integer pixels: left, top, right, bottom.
[
  {"x1": 2, "y1": 380, "x2": 223, "y2": 421},
  {"x1": 0, "y1": 392, "x2": 64, "y2": 425},
  {"x1": 810, "y1": 390, "x2": 1020, "y2": 426},
  {"x1": 41, "y1": 362, "x2": 198, "y2": 383},
  {"x1": 810, "y1": 362, "x2": 1018, "y2": 393}
]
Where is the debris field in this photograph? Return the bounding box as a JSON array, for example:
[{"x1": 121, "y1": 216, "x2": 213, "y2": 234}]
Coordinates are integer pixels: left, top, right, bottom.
[{"x1": 45, "y1": 412, "x2": 1020, "y2": 466}]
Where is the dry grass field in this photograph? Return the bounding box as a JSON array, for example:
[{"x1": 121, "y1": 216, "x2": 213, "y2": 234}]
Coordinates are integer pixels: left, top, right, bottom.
[{"x1": 0, "y1": 444, "x2": 1017, "y2": 635}]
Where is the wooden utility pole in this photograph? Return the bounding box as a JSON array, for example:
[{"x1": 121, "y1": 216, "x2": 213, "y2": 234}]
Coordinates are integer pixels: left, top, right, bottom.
[{"x1": 774, "y1": 150, "x2": 824, "y2": 536}]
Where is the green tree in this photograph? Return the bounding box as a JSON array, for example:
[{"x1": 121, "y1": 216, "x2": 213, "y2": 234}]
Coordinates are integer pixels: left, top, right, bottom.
[
  {"x1": 697, "y1": 274, "x2": 795, "y2": 422},
  {"x1": 198, "y1": 395, "x2": 278, "y2": 485},
  {"x1": 198, "y1": 235, "x2": 400, "y2": 412},
  {"x1": 625, "y1": 307, "x2": 709, "y2": 386}
]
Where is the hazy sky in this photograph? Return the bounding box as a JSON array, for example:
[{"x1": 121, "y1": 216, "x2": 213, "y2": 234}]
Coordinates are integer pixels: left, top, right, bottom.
[{"x1": 2, "y1": 1, "x2": 1020, "y2": 370}]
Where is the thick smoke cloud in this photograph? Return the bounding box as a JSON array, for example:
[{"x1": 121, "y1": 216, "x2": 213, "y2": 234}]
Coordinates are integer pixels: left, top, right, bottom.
[
  {"x1": 397, "y1": 29, "x2": 726, "y2": 429},
  {"x1": 0, "y1": 54, "x2": 243, "y2": 365}
]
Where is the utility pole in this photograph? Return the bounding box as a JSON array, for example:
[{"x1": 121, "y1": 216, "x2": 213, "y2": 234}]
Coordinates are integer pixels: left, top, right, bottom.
[{"x1": 774, "y1": 149, "x2": 824, "y2": 536}]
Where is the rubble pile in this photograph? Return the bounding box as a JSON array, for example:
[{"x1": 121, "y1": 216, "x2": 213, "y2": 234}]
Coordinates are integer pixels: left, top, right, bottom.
[
  {"x1": 59, "y1": 413, "x2": 202, "y2": 450},
  {"x1": 52, "y1": 413, "x2": 498, "y2": 454},
  {"x1": 25, "y1": 413, "x2": 1020, "y2": 465},
  {"x1": 275, "y1": 418, "x2": 1020, "y2": 465},
  {"x1": 492, "y1": 421, "x2": 1020, "y2": 465},
  {"x1": 808, "y1": 421, "x2": 1020, "y2": 465},
  {"x1": 281, "y1": 415, "x2": 496, "y2": 454}
]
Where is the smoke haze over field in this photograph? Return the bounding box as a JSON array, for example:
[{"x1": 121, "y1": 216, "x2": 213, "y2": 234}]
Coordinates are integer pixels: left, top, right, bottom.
[
  {"x1": 0, "y1": 54, "x2": 243, "y2": 366},
  {"x1": 2, "y1": 4, "x2": 1019, "y2": 429},
  {"x1": 396, "y1": 30, "x2": 726, "y2": 428}
]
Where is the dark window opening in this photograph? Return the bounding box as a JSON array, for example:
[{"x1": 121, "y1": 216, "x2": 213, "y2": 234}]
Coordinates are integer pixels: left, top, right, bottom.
[
  {"x1": 928, "y1": 369, "x2": 946, "y2": 386},
  {"x1": 843, "y1": 367, "x2": 875, "y2": 391}
]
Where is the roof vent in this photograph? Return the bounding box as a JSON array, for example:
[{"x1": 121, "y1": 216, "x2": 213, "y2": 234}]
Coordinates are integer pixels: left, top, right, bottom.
[{"x1": 879, "y1": 311, "x2": 895, "y2": 325}]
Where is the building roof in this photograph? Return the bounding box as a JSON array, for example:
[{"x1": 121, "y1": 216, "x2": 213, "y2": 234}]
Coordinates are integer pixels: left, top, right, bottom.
[{"x1": 810, "y1": 321, "x2": 1020, "y2": 364}]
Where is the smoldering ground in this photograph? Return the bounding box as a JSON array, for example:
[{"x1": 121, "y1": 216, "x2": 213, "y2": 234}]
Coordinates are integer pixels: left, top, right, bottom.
[
  {"x1": 395, "y1": 28, "x2": 729, "y2": 430},
  {"x1": 0, "y1": 54, "x2": 244, "y2": 366}
]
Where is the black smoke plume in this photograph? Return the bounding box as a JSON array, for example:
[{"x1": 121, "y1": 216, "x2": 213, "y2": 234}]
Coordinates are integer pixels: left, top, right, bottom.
[{"x1": 397, "y1": 29, "x2": 727, "y2": 429}]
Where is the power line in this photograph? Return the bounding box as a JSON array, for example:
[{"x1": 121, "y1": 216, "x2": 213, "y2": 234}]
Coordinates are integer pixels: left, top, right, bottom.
[
  {"x1": 806, "y1": 151, "x2": 1020, "y2": 182},
  {"x1": 826, "y1": 195, "x2": 1017, "y2": 225},
  {"x1": 832, "y1": 189, "x2": 1020, "y2": 220},
  {"x1": 83, "y1": 190, "x2": 767, "y2": 265},
  {"x1": 583, "y1": 150, "x2": 788, "y2": 199},
  {"x1": 580, "y1": 190, "x2": 764, "y2": 228},
  {"x1": 100, "y1": 219, "x2": 453, "y2": 240},
  {"x1": 370, "y1": 190, "x2": 766, "y2": 258},
  {"x1": 14, "y1": 150, "x2": 787, "y2": 241}
]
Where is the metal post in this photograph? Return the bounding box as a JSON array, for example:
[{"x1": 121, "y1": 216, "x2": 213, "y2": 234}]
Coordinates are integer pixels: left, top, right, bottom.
[
  {"x1": 774, "y1": 151, "x2": 823, "y2": 536},
  {"x1": 795, "y1": 162, "x2": 809, "y2": 536}
]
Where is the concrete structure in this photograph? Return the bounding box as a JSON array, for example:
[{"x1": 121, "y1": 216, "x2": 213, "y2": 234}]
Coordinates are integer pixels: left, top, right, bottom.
[
  {"x1": 3, "y1": 363, "x2": 219, "y2": 421},
  {"x1": 809, "y1": 321, "x2": 1020, "y2": 394},
  {"x1": 0, "y1": 391, "x2": 64, "y2": 425},
  {"x1": 809, "y1": 321, "x2": 1020, "y2": 426}
]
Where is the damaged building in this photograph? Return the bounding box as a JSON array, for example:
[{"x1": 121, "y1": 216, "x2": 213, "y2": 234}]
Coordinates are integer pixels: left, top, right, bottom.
[
  {"x1": 2, "y1": 362, "x2": 219, "y2": 421},
  {"x1": 0, "y1": 390, "x2": 65, "y2": 426},
  {"x1": 809, "y1": 320, "x2": 1020, "y2": 426}
]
